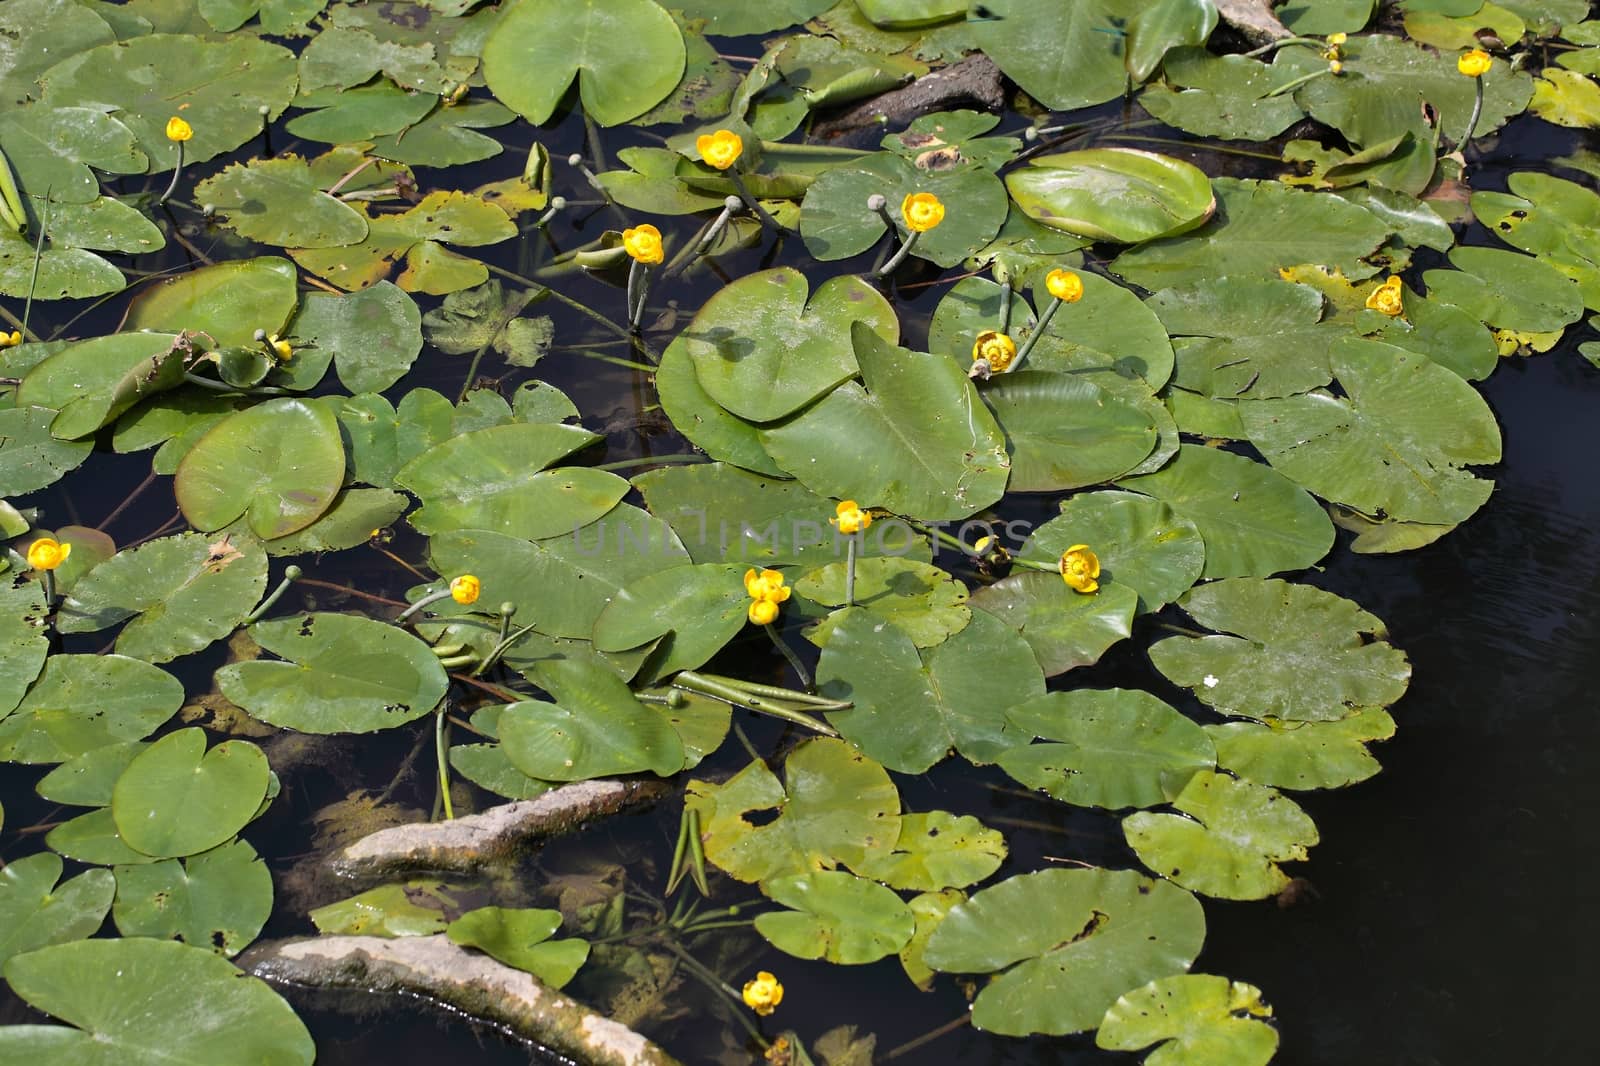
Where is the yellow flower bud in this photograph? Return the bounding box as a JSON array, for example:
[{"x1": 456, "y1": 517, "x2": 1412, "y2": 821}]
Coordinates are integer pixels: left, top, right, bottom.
[
  {"x1": 267, "y1": 334, "x2": 293, "y2": 360},
  {"x1": 621, "y1": 223, "x2": 664, "y2": 264},
  {"x1": 1045, "y1": 268, "x2": 1084, "y2": 303},
  {"x1": 695, "y1": 129, "x2": 744, "y2": 171},
  {"x1": 743, "y1": 567, "x2": 789, "y2": 603},
  {"x1": 1059, "y1": 544, "x2": 1100, "y2": 594},
  {"x1": 742, "y1": 971, "x2": 784, "y2": 1016},
  {"x1": 27, "y1": 536, "x2": 71, "y2": 571},
  {"x1": 1364, "y1": 276, "x2": 1404, "y2": 317},
  {"x1": 1328, "y1": 59, "x2": 1344, "y2": 75},
  {"x1": 0, "y1": 330, "x2": 21, "y2": 347},
  {"x1": 166, "y1": 116, "x2": 194, "y2": 143},
  {"x1": 831, "y1": 500, "x2": 872, "y2": 535},
  {"x1": 901, "y1": 192, "x2": 944, "y2": 233},
  {"x1": 1328, "y1": 32, "x2": 1347, "y2": 46},
  {"x1": 972, "y1": 330, "x2": 1017, "y2": 373},
  {"x1": 1458, "y1": 49, "x2": 1492, "y2": 78},
  {"x1": 450, "y1": 574, "x2": 481, "y2": 605},
  {"x1": 748, "y1": 598, "x2": 780, "y2": 626}
]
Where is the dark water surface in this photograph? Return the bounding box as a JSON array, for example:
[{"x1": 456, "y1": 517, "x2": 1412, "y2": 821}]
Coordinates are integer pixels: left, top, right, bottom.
[{"x1": 1, "y1": 86, "x2": 1595, "y2": 1066}]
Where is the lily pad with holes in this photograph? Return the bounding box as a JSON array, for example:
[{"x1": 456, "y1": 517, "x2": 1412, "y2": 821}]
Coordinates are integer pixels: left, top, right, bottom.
[
  {"x1": 0, "y1": 853, "x2": 114, "y2": 968},
  {"x1": 0, "y1": 654, "x2": 182, "y2": 764},
  {"x1": 0, "y1": 407, "x2": 93, "y2": 496},
  {"x1": 1422, "y1": 246, "x2": 1585, "y2": 333},
  {"x1": 1150, "y1": 578, "x2": 1411, "y2": 722},
  {"x1": 685, "y1": 737, "x2": 902, "y2": 884},
  {"x1": 1124, "y1": 770, "x2": 1320, "y2": 900},
  {"x1": 112, "y1": 839, "x2": 273, "y2": 956},
  {"x1": 0, "y1": 576, "x2": 49, "y2": 720},
  {"x1": 1207, "y1": 708, "x2": 1396, "y2": 790},
  {"x1": 217, "y1": 612, "x2": 449, "y2": 734},
  {"x1": 796, "y1": 556, "x2": 970, "y2": 649},
  {"x1": 446, "y1": 907, "x2": 589, "y2": 987},
  {"x1": 854, "y1": 811, "x2": 1006, "y2": 892},
  {"x1": 755, "y1": 871, "x2": 916, "y2": 964},
  {"x1": 1097, "y1": 974, "x2": 1280, "y2": 1066},
  {"x1": 923, "y1": 867, "x2": 1206, "y2": 1036}
]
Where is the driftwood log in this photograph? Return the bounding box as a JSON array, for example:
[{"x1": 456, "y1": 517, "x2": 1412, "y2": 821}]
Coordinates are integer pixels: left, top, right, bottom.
[
  {"x1": 324, "y1": 778, "x2": 669, "y2": 884},
  {"x1": 243, "y1": 934, "x2": 682, "y2": 1066},
  {"x1": 1216, "y1": 0, "x2": 1291, "y2": 48},
  {"x1": 812, "y1": 53, "x2": 1006, "y2": 141}
]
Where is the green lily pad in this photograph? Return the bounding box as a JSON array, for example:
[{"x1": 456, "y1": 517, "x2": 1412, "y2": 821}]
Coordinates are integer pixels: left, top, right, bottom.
[
  {"x1": 16, "y1": 332, "x2": 186, "y2": 441},
  {"x1": 0, "y1": 193, "x2": 164, "y2": 299},
  {"x1": 290, "y1": 191, "x2": 516, "y2": 295},
  {"x1": 968, "y1": 0, "x2": 1142, "y2": 111},
  {"x1": 0, "y1": 104, "x2": 145, "y2": 205},
  {"x1": 285, "y1": 82, "x2": 438, "y2": 143},
  {"x1": 686, "y1": 737, "x2": 901, "y2": 883},
  {"x1": 1006, "y1": 149, "x2": 1215, "y2": 244},
  {"x1": 111, "y1": 728, "x2": 269, "y2": 859},
  {"x1": 1404, "y1": 2, "x2": 1525, "y2": 49},
  {"x1": 999, "y1": 689, "x2": 1215, "y2": 810},
  {"x1": 500, "y1": 663, "x2": 684, "y2": 781},
  {"x1": 968, "y1": 572, "x2": 1138, "y2": 678},
  {"x1": 397, "y1": 423, "x2": 620, "y2": 538},
  {"x1": 198, "y1": 0, "x2": 325, "y2": 34},
  {"x1": 1471, "y1": 171, "x2": 1600, "y2": 309},
  {"x1": 0, "y1": 853, "x2": 114, "y2": 968},
  {"x1": 760, "y1": 324, "x2": 1010, "y2": 521},
  {"x1": 1097, "y1": 974, "x2": 1280, "y2": 1066},
  {"x1": 216, "y1": 612, "x2": 449, "y2": 733},
  {"x1": 1018, "y1": 490, "x2": 1205, "y2": 613},
  {"x1": 55, "y1": 532, "x2": 267, "y2": 664},
  {"x1": 194, "y1": 156, "x2": 368, "y2": 248},
  {"x1": 112, "y1": 839, "x2": 273, "y2": 956},
  {"x1": 853, "y1": 811, "x2": 1006, "y2": 892},
  {"x1": 1124, "y1": 770, "x2": 1319, "y2": 900},
  {"x1": 260, "y1": 488, "x2": 410, "y2": 557},
  {"x1": 482, "y1": 0, "x2": 686, "y2": 126},
  {"x1": 817, "y1": 606, "x2": 1042, "y2": 772},
  {"x1": 1125, "y1": 0, "x2": 1219, "y2": 81},
  {"x1": 900, "y1": 888, "x2": 964, "y2": 990},
  {"x1": 123, "y1": 258, "x2": 299, "y2": 350},
  {"x1": 175, "y1": 398, "x2": 345, "y2": 539},
  {"x1": 682, "y1": 268, "x2": 898, "y2": 422},
  {"x1": 1119, "y1": 444, "x2": 1335, "y2": 580},
  {"x1": 421, "y1": 279, "x2": 552, "y2": 370},
  {"x1": 0, "y1": 575, "x2": 49, "y2": 720},
  {"x1": 450, "y1": 743, "x2": 554, "y2": 800},
  {"x1": 755, "y1": 871, "x2": 916, "y2": 965},
  {"x1": 675, "y1": 0, "x2": 834, "y2": 34},
  {"x1": 1240, "y1": 337, "x2": 1501, "y2": 525},
  {"x1": 799, "y1": 151, "x2": 1010, "y2": 267},
  {"x1": 36, "y1": 741, "x2": 148, "y2": 807},
  {"x1": 0, "y1": 407, "x2": 93, "y2": 495},
  {"x1": 1423, "y1": 245, "x2": 1586, "y2": 332},
  {"x1": 1530, "y1": 67, "x2": 1600, "y2": 127},
  {"x1": 45, "y1": 806, "x2": 156, "y2": 866},
  {"x1": 0, "y1": 0, "x2": 116, "y2": 107},
  {"x1": 796, "y1": 557, "x2": 970, "y2": 649},
  {"x1": 446, "y1": 907, "x2": 589, "y2": 987},
  {"x1": 982, "y1": 371, "x2": 1159, "y2": 491},
  {"x1": 590, "y1": 562, "x2": 750, "y2": 677},
  {"x1": 0, "y1": 938, "x2": 314, "y2": 1064},
  {"x1": 0, "y1": 654, "x2": 182, "y2": 764},
  {"x1": 366, "y1": 100, "x2": 515, "y2": 168},
  {"x1": 880, "y1": 110, "x2": 1021, "y2": 172},
  {"x1": 1113, "y1": 177, "x2": 1392, "y2": 289},
  {"x1": 1207, "y1": 708, "x2": 1396, "y2": 790},
  {"x1": 1139, "y1": 47, "x2": 1307, "y2": 141},
  {"x1": 39, "y1": 33, "x2": 298, "y2": 168},
  {"x1": 655, "y1": 337, "x2": 785, "y2": 477},
  {"x1": 310, "y1": 882, "x2": 459, "y2": 937},
  {"x1": 923, "y1": 867, "x2": 1206, "y2": 1036},
  {"x1": 1149, "y1": 578, "x2": 1411, "y2": 722}
]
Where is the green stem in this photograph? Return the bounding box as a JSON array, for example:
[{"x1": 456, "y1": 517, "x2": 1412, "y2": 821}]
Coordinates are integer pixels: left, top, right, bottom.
[
  {"x1": 1013, "y1": 296, "x2": 1063, "y2": 370},
  {"x1": 1460, "y1": 76, "x2": 1485, "y2": 148},
  {"x1": 21, "y1": 199, "x2": 46, "y2": 336},
  {"x1": 656, "y1": 940, "x2": 767, "y2": 1047},
  {"x1": 1265, "y1": 66, "x2": 1334, "y2": 98},
  {"x1": 157, "y1": 141, "x2": 183, "y2": 206},
  {"x1": 242, "y1": 565, "x2": 302, "y2": 624},
  {"x1": 728, "y1": 170, "x2": 781, "y2": 231},
  {"x1": 875, "y1": 229, "x2": 920, "y2": 276},
  {"x1": 1242, "y1": 35, "x2": 1326, "y2": 58},
  {"x1": 595, "y1": 453, "x2": 706, "y2": 472},
  {"x1": 763, "y1": 622, "x2": 812, "y2": 690},
  {"x1": 1011, "y1": 556, "x2": 1057, "y2": 573},
  {"x1": 482, "y1": 262, "x2": 628, "y2": 339},
  {"x1": 396, "y1": 587, "x2": 452, "y2": 623},
  {"x1": 40, "y1": 569, "x2": 55, "y2": 608},
  {"x1": 844, "y1": 537, "x2": 857, "y2": 608},
  {"x1": 435, "y1": 705, "x2": 454, "y2": 821},
  {"x1": 456, "y1": 335, "x2": 495, "y2": 405},
  {"x1": 672, "y1": 672, "x2": 839, "y2": 736},
  {"x1": 689, "y1": 673, "x2": 851, "y2": 709}
]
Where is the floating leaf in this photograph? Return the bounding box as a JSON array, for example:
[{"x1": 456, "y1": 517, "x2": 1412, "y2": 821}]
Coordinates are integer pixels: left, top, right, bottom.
[
  {"x1": 35, "y1": 741, "x2": 147, "y2": 807},
  {"x1": 797, "y1": 557, "x2": 969, "y2": 649},
  {"x1": 675, "y1": 0, "x2": 834, "y2": 34},
  {"x1": 755, "y1": 871, "x2": 916, "y2": 964},
  {"x1": 655, "y1": 338, "x2": 785, "y2": 477},
  {"x1": 450, "y1": 743, "x2": 554, "y2": 801},
  {"x1": 482, "y1": 0, "x2": 686, "y2": 126},
  {"x1": 816, "y1": 607, "x2": 1042, "y2": 772},
  {"x1": 499, "y1": 659, "x2": 684, "y2": 780},
  {"x1": 682, "y1": 268, "x2": 898, "y2": 422},
  {"x1": 447, "y1": 907, "x2": 589, "y2": 987},
  {"x1": 590, "y1": 562, "x2": 750, "y2": 677},
  {"x1": 56, "y1": 532, "x2": 268, "y2": 664},
  {"x1": 217, "y1": 612, "x2": 449, "y2": 733},
  {"x1": 366, "y1": 100, "x2": 515, "y2": 168},
  {"x1": 923, "y1": 867, "x2": 1206, "y2": 1036},
  {"x1": 310, "y1": 882, "x2": 459, "y2": 937},
  {"x1": 286, "y1": 82, "x2": 437, "y2": 143},
  {"x1": 0, "y1": 407, "x2": 93, "y2": 495},
  {"x1": 999, "y1": 690, "x2": 1215, "y2": 810},
  {"x1": 968, "y1": 572, "x2": 1137, "y2": 678},
  {"x1": 1529, "y1": 67, "x2": 1600, "y2": 127},
  {"x1": 16, "y1": 332, "x2": 186, "y2": 441},
  {"x1": 1006, "y1": 149, "x2": 1215, "y2": 244},
  {"x1": 1471, "y1": 171, "x2": 1600, "y2": 310},
  {"x1": 760, "y1": 325, "x2": 1010, "y2": 521},
  {"x1": 853, "y1": 811, "x2": 1006, "y2": 892},
  {"x1": 0, "y1": 194, "x2": 164, "y2": 299},
  {"x1": 1207, "y1": 708, "x2": 1395, "y2": 790},
  {"x1": 1120, "y1": 444, "x2": 1334, "y2": 579},
  {"x1": 124, "y1": 259, "x2": 299, "y2": 351},
  {"x1": 983, "y1": 371, "x2": 1159, "y2": 491},
  {"x1": 0, "y1": 575, "x2": 49, "y2": 719},
  {"x1": 0, "y1": 0, "x2": 116, "y2": 107},
  {"x1": 1018, "y1": 490, "x2": 1205, "y2": 613},
  {"x1": 111, "y1": 728, "x2": 269, "y2": 859},
  {"x1": 112, "y1": 839, "x2": 273, "y2": 956},
  {"x1": 260, "y1": 488, "x2": 410, "y2": 557},
  {"x1": 1149, "y1": 578, "x2": 1411, "y2": 722},
  {"x1": 1124, "y1": 770, "x2": 1319, "y2": 900},
  {"x1": 421, "y1": 279, "x2": 552, "y2": 370},
  {"x1": 1422, "y1": 245, "x2": 1586, "y2": 332},
  {"x1": 175, "y1": 398, "x2": 346, "y2": 539},
  {"x1": 0, "y1": 654, "x2": 181, "y2": 764},
  {"x1": 686, "y1": 737, "x2": 901, "y2": 883},
  {"x1": 1125, "y1": 0, "x2": 1219, "y2": 82},
  {"x1": 290, "y1": 191, "x2": 516, "y2": 295},
  {"x1": 45, "y1": 806, "x2": 156, "y2": 866},
  {"x1": 0, "y1": 853, "x2": 114, "y2": 968},
  {"x1": 194, "y1": 157, "x2": 368, "y2": 248},
  {"x1": 0, "y1": 938, "x2": 314, "y2": 1064},
  {"x1": 0, "y1": 104, "x2": 145, "y2": 205},
  {"x1": 968, "y1": 0, "x2": 1140, "y2": 112},
  {"x1": 1140, "y1": 47, "x2": 1306, "y2": 141},
  {"x1": 1097, "y1": 973, "x2": 1280, "y2": 1066}
]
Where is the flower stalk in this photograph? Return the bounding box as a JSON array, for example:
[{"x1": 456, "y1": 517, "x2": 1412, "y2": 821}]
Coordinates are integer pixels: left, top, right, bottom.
[{"x1": 242, "y1": 565, "x2": 302, "y2": 624}]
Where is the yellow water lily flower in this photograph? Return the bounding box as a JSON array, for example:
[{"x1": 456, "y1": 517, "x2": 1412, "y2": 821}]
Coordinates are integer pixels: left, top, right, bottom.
[
  {"x1": 0, "y1": 330, "x2": 21, "y2": 347},
  {"x1": 748, "y1": 598, "x2": 780, "y2": 625},
  {"x1": 1364, "y1": 276, "x2": 1404, "y2": 317},
  {"x1": 744, "y1": 567, "x2": 790, "y2": 604},
  {"x1": 695, "y1": 129, "x2": 744, "y2": 171},
  {"x1": 1458, "y1": 49, "x2": 1492, "y2": 77},
  {"x1": 831, "y1": 500, "x2": 872, "y2": 535},
  {"x1": 26, "y1": 536, "x2": 71, "y2": 571},
  {"x1": 901, "y1": 192, "x2": 944, "y2": 233},
  {"x1": 742, "y1": 971, "x2": 784, "y2": 1016},
  {"x1": 1059, "y1": 544, "x2": 1100, "y2": 594},
  {"x1": 1045, "y1": 268, "x2": 1084, "y2": 303},
  {"x1": 622, "y1": 224, "x2": 664, "y2": 264},
  {"x1": 1328, "y1": 59, "x2": 1344, "y2": 75},
  {"x1": 166, "y1": 116, "x2": 193, "y2": 143},
  {"x1": 450, "y1": 574, "x2": 481, "y2": 605},
  {"x1": 972, "y1": 330, "x2": 1017, "y2": 373},
  {"x1": 267, "y1": 334, "x2": 293, "y2": 360},
  {"x1": 1328, "y1": 32, "x2": 1347, "y2": 46}
]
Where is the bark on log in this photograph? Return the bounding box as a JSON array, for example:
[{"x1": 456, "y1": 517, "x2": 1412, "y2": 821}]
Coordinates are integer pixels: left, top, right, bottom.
[
  {"x1": 242, "y1": 934, "x2": 682, "y2": 1066},
  {"x1": 812, "y1": 53, "x2": 1006, "y2": 141},
  {"x1": 324, "y1": 778, "x2": 669, "y2": 883},
  {"x1": 1216, "y1": 0, "x2": 1291, "y2": 48}
]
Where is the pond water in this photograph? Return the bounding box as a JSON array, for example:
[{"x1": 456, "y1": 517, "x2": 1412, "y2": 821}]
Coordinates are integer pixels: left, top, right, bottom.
[{"x1": 2, "y1": 6, "x2": 1598, "y2": 1066}]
